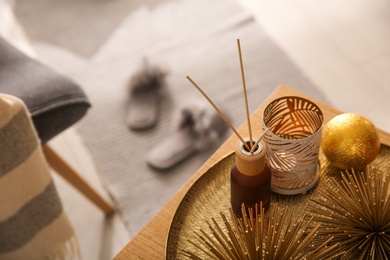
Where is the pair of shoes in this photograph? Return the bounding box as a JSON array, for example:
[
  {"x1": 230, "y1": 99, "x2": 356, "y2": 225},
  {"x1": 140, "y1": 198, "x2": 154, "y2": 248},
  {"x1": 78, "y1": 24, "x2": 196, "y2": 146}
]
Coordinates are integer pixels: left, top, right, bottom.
[
  {"x1": 146, "y1": 100, "x2": 229, "y2": 169},
  {"x1": 126, "y1": 59, "x2": 167, "y2": 130},
  {"x1": 126, "y1": 59, "x2": 229, "y2": 170}
]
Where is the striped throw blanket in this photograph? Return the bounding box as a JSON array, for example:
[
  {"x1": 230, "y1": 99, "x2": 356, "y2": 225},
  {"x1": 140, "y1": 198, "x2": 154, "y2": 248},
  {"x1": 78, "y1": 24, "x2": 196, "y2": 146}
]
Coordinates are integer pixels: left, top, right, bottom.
[{"x1": 0, "y1": 94, "x2": 79, "y2": 259}]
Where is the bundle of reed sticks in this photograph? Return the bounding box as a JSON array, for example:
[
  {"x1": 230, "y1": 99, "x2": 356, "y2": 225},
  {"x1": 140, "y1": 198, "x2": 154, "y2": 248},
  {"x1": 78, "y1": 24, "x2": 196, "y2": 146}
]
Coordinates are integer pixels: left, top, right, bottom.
[{"x1": 186, "y1": 39, "x2": 267, "y2": 154}]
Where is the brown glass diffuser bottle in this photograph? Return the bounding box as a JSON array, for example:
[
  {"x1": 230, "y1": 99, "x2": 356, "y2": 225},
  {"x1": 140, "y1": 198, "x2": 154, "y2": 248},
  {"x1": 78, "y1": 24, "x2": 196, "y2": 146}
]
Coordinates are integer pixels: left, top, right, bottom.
[{"x1": 231, "y1": 138, "x2": 271, "y2": 216}]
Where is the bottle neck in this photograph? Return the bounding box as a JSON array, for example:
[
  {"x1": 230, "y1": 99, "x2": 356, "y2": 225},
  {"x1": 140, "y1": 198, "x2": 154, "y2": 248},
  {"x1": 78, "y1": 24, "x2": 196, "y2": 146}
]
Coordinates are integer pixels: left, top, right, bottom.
[{"x1": 235, "y1": 139, "x2": 267, "y2": 176}]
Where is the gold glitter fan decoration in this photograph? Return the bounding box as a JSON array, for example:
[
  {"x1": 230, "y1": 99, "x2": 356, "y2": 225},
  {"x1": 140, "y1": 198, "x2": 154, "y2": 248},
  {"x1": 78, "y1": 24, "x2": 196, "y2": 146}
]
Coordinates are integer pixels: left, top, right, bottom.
[
  {"x1": 308, "y1": 167, "x2": 390, "y2": 259},
  {"x1": 181, "y1": 203, "x2": 343, "y2": 259}
]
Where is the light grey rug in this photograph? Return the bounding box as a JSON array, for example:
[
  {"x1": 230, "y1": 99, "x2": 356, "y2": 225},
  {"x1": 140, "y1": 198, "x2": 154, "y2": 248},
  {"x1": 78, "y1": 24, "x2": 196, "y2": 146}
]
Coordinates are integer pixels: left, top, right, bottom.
[{"x1": 15, "y1": 0, "x2": 327, "y2": 237}]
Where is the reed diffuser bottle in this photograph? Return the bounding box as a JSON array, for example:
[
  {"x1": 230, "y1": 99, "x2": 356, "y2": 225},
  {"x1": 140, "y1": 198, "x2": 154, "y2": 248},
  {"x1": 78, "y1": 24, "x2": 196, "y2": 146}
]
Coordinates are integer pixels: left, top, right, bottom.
[
  {"x1": 186, "y1": 38, "x2": 272, "y2": 216},
  {"x1": 231, "y1": 138, "x2": 271, "y2": 216}
]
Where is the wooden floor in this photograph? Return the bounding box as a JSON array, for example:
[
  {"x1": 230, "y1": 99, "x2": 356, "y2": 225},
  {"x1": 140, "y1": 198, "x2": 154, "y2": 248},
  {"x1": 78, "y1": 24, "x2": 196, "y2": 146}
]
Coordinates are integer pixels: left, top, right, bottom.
[{"x1": 4, "y1": 0, "x2": 390, "y2": 259}]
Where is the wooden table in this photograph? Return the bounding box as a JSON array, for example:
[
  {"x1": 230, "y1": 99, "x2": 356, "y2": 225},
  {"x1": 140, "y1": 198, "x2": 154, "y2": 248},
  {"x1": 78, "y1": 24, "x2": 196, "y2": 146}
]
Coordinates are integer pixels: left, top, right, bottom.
[{"x1": 114, "y1": 85, "x2": 390, "y2": 259}]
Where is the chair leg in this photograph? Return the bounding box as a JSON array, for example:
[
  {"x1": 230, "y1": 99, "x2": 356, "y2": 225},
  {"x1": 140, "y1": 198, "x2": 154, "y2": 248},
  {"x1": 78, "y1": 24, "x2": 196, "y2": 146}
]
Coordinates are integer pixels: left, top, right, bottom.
[{"x1": 42, "y1": 144, "x2": 115, "y2": 217}]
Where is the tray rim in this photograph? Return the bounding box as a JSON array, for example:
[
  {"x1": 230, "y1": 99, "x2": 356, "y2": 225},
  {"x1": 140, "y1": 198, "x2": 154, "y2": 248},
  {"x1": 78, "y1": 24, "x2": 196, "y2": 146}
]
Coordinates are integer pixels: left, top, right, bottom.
[{"x1": 165, "y1": 151, "x2": 234, "y2": 258}]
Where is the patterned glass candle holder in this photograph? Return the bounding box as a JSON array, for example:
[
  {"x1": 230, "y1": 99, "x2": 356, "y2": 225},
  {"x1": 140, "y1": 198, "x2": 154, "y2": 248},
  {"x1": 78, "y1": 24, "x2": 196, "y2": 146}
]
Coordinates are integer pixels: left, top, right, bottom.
[{"x1": 262, "y1": 96, "x2": 324, "y2": 195}]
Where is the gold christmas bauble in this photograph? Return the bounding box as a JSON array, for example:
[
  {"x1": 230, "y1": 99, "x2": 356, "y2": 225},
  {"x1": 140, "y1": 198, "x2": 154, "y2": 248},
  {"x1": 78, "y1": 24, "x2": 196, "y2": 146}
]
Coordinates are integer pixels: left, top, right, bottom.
[{"x1": 321, "y1": 113, "x2": 380, "y2": 170}]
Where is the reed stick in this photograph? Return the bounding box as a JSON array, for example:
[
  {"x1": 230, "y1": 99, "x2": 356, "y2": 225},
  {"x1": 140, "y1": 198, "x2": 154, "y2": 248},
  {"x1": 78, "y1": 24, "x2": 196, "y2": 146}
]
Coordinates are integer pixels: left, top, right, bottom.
[
  {"x1": 237, "y1": 39, "x2": 253, "y2": 150},
  {"x1": 250, "y1": 128, "x2": 270, "y2": 153},
  {"x1": 186, "y1": 75, "x2": 250, "y2": 151}
]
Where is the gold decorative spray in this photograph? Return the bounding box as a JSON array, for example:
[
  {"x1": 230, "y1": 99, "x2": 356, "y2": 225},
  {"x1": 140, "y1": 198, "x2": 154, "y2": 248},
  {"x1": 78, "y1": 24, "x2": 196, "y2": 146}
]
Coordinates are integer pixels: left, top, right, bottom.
[
  {"x1": 181, "y1": 203, "x2": 343, "y2": 259},
  {"x1": 308, "y1": 166, "x2": 390, "y2": 259}
]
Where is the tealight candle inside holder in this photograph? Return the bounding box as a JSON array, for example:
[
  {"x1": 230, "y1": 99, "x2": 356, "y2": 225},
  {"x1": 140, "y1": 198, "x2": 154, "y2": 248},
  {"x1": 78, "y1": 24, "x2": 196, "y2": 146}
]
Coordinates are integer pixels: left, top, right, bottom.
[{"x1": 262, "y1": 96, "x2": 324, "y2": 195}]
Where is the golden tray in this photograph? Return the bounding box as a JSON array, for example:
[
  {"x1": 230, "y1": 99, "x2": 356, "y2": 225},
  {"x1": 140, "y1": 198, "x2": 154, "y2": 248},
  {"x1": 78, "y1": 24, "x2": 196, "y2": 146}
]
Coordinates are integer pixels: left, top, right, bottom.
[{"x1": 166, "y1": 145, "x2": 390, "y2": 259}]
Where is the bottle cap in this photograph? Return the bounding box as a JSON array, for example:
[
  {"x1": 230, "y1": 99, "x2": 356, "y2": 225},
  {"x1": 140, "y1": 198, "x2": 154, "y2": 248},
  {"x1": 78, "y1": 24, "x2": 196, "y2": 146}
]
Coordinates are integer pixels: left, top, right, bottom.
[{"x1": 235, "y1": 138, "x2": 267, "y2": 176}]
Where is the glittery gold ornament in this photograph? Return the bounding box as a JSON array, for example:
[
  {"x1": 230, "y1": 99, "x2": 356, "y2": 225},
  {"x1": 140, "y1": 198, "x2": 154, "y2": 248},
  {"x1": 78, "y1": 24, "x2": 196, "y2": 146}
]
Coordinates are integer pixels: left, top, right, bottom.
[{"x1": 321, "y1": 113, "x2": 380, "y2": 170}]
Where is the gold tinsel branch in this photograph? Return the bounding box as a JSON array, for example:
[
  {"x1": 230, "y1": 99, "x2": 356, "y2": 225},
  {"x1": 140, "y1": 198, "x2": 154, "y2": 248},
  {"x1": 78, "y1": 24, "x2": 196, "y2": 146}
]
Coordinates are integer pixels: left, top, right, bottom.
[
  {"x1": 308, "y1": 166, "x2": 390, "y2": 259},
  {"x1": 181, "y1": 203, "x2": 343, "y2": 259}
]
